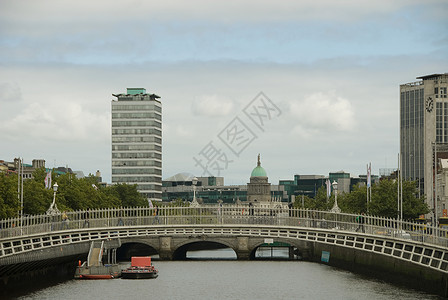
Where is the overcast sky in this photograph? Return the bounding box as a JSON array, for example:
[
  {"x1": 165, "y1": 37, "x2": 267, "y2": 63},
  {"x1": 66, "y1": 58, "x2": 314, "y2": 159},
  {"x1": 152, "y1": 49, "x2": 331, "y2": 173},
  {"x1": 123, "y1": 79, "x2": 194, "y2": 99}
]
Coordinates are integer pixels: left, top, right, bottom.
[{"x1": 1, "y1": 0, "x2": 447, "y2": 185}]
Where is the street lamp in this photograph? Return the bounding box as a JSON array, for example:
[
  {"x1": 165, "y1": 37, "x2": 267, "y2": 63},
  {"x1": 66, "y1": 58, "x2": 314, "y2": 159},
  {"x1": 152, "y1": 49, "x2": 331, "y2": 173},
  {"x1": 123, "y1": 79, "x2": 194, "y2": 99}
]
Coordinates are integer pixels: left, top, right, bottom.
[
  {"x1": 191, "y1": 177, "x2": 199, "y2": 207},
  {"x1": 330, "y1": 180, "x2": 341, "y2": 213},
  {"x1": 46, "y1": 182, "x2": 61, "y2": 216}
]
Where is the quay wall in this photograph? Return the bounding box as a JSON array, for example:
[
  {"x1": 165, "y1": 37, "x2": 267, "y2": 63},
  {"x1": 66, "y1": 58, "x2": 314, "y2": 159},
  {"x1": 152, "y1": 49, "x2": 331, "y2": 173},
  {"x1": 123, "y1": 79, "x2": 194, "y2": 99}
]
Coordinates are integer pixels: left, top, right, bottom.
[{"x1": 310, "y1": 242, "x2": 448, "y2": 297}]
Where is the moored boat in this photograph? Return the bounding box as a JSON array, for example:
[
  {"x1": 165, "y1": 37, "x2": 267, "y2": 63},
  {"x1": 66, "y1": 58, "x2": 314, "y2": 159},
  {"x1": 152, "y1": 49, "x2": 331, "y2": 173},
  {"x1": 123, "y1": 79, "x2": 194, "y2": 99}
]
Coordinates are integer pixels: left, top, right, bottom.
[{"x1": 121, "y1": 256, "x2": 158, "y2": 279}]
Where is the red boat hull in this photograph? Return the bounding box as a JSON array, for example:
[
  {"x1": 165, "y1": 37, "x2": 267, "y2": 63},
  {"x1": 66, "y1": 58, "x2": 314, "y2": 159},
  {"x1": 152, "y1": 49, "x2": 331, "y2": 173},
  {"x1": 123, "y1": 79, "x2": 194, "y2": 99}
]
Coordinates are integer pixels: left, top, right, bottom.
[{"x1": 78, "y1": 274, "x2": 116, "y2": 279}]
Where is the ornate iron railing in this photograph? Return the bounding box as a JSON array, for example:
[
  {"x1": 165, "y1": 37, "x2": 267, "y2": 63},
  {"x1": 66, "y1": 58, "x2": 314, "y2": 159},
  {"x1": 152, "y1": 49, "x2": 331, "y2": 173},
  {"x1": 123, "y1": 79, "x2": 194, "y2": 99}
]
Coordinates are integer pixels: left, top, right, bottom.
[{"x1": 0, "y1": 206, "x2": 447, "y2": 248}]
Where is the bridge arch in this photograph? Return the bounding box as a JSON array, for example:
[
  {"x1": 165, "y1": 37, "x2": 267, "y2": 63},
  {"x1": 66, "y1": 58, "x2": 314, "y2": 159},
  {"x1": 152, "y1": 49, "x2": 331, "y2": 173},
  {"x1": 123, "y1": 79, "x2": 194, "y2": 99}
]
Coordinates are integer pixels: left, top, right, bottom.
[
  {"x1": 117, "y1": 241, "x2": 158, "y2": 261},
  {"x1": 2, "y1": 206, "x2": 448, "y2": 297},
  {"x1": 172, "y1": 240, "x2": 236, "y2": 260}
]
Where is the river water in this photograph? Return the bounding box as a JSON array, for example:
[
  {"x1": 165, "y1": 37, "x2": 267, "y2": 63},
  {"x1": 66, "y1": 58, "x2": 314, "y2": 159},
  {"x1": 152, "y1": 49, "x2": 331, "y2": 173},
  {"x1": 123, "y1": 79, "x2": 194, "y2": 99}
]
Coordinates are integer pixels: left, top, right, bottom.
[{"x1": 17, "y1": 249, "x2": 442, "y2": 300}]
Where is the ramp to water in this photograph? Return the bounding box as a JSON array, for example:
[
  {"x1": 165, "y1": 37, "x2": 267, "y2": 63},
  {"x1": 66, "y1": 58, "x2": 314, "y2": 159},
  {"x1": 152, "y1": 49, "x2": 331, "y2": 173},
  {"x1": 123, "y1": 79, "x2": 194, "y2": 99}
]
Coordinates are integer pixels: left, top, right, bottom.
[{"x1": 87, "y1": 241, "x2": 104, "y2": 267}]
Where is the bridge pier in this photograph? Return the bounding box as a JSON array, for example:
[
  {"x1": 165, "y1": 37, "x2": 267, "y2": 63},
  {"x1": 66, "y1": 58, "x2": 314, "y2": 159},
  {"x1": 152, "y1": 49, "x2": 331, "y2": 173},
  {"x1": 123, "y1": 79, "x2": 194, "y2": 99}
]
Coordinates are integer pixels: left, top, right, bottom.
[
  {"x1": 235, "y1": 237, "x2": 250, "y2": 260},
  {"x1": 159, "y1": 236, "x2": 173, "y2": 260}
]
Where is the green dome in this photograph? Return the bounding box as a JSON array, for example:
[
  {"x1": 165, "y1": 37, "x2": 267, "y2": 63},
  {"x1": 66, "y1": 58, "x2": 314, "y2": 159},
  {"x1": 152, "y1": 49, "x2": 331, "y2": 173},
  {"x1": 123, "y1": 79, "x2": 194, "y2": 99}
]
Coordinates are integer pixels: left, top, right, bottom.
[
  {"x1": 251, "y1": 165, "x2": 267, "y2": 177},
  {"x1": 251, "y1": 154, "x2": 267, "y2": 177}
]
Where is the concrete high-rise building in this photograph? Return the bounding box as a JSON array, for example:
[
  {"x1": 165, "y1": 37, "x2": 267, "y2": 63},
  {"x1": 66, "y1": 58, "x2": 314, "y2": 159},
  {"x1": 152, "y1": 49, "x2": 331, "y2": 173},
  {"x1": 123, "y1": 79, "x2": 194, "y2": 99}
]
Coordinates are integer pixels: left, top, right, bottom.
[
  {"x1": 112, "y1": 88, "x2": 162, "y2": 201},
  {"x1": 400, "y1": 73, "x2": 448, "y2": 217}
]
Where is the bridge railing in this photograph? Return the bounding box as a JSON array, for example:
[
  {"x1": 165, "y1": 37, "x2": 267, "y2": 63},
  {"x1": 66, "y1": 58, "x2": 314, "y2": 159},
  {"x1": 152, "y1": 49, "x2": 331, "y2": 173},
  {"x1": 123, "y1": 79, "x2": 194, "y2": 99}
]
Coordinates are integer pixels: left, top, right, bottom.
[{"x1": 1, "y1": 206, "x2": 447, "y2": 248}]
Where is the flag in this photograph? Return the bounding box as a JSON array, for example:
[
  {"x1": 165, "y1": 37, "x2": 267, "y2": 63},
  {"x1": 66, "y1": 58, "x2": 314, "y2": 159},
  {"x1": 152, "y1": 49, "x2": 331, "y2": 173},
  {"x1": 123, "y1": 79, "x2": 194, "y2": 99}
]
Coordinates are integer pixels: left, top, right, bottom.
[
  {"x1": 44, "y1": 171, "x2": 52, "y2": 189},
  {"x1": 367, "y1": 163, "x2": 371, "y2": 188},
  {"x1": 326, "y1": 179, "x2": 331, "y2": 199}
]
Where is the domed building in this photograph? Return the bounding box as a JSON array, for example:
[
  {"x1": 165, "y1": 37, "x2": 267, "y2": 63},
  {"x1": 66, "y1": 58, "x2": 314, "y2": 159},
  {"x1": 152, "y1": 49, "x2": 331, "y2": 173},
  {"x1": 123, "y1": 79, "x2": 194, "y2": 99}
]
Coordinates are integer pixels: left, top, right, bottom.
[{"x1": 247, "y1": 154, "x2": 272, "y2": 204}]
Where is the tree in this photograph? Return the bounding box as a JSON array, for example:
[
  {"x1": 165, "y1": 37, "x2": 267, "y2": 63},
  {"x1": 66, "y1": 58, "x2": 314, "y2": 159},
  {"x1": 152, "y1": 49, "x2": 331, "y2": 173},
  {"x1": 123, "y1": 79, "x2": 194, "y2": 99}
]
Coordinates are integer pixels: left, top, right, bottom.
[
  {"x1": 0, "y1": 173, "x2": 20, "y2": 218},
  {"x1": 369, "y1": 179, "x2": 428, "y2": 219},
  {"x1": 295, "y1": 186, "x2": 331, "y2": 210},
  {"x1": 339, "y1": 184, "x2": 368, "y2": 214},
  {"x1": 108, "y1": 183, "x2": 148, "y2": 207},
  {"x1": 0, "y1": 168, "x2": 150, "y2": 217}
]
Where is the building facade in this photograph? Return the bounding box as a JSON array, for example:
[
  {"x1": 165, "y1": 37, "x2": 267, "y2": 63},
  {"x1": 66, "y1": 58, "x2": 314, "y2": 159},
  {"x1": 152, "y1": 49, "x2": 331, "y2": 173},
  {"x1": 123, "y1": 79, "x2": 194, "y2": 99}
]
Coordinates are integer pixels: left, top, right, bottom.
[
  {"x1": 112, "y1": 88, "x2": 162, "y2": 201},
  {"x1": 400, "y1": 73, "x2": 448, "y2": 216},
  {"x1": 162, "y1": 170, "x2": 287, "y2": 204},
  {"x1": 279, "y1": 172, "x2": 379, "y2": 202},
  {"x1": 436, "y1": 159, "x2": 448, "y2": 218},
  {"x1": 247, "y1": 154, "x2": 271, "y2": 204}
]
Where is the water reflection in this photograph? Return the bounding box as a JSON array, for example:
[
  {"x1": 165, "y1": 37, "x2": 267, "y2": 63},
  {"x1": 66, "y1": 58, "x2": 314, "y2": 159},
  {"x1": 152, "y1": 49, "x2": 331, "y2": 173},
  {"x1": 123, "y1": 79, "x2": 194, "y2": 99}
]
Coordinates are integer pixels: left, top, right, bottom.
[
  {"x1": 185, "y1": 247, "x2": 291, "y2": 260},
  {"x1": 18, "y1": 258, "x2": 442, "y2": 300}
]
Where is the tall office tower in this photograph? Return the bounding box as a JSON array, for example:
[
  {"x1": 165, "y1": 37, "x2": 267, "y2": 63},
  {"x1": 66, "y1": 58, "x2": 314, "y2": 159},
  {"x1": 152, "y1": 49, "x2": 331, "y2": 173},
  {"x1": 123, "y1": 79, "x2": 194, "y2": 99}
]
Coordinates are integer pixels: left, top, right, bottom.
[
  {"x1": 400, "y1": 73, "x2": 448, "y2": 217},
  {"x1": 112, "y1": 88, "x2": 162, "y2": 201}
]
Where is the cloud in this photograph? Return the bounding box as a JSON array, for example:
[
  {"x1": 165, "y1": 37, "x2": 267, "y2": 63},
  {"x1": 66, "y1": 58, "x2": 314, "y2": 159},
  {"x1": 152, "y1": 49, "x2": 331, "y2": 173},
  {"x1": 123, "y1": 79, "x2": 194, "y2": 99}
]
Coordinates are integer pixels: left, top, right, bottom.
[
  {"x1": 289, "y1": 91, "x2": 356, "y2": 137},
  {"x1": 0, "y1": 82, "x2": 22, "y2": 102},
  {"x1": 0, "y1": 100, "x2": 109, "y2": 143},
  {"x1": 0, "y1": 0, "x2": 438, "y2": 26},
  {"x1": 192, "y1": 95, "x2": 234, "y2": 117}
]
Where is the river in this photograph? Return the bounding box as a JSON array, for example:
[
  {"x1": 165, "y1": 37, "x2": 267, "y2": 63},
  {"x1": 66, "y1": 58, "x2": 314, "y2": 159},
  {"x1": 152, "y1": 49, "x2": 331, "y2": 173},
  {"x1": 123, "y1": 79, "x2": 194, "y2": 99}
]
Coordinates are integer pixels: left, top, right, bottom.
[{"x1": 16, "y1": 249, "x2": 442, "y2": 300}]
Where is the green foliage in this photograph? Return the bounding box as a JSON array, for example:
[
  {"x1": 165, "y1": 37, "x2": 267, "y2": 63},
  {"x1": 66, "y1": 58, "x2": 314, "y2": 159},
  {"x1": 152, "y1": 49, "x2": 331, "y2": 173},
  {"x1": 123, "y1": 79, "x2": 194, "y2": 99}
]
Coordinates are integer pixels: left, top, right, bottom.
[
  {"x1": 369, "y1": 179, "x2": 429, "y2": 219},
  {"x1": 294, "y1": 186, "x2": 331, "y2": 210},
  {"x1": 167, "y1": 198, "x2": 189, "y2": 207},
  {"x1": 295, "y1": 179, "x2": 429, "y2": 218},
  {"x1": 0, "y1": 168, "x2": 149, "y2": 217},
  {"x1": 108, "y1": 183, "x2": 148, "y2": 207},
  {"x1": 23, "y1": 177, "x2": 52, "y2": 215},
  {"x1": 339, "y1": 184, "x2": 368, "y2": 214},
  {"x1": 0, "y1": 167, "x2": 430, "y2": 219},
  {"x1": 0, "y1": 173, "x2": 20, "y2": 218}
]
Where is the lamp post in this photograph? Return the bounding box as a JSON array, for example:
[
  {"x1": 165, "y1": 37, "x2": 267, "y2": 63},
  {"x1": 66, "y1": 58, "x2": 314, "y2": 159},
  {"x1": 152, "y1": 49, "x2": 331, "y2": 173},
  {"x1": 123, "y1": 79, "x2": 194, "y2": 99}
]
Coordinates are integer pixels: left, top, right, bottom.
[
  {"x1": 191, "y1": 177, "x2": 199, "y2": 207},
  {"x1": 46, "y1": 182, "x2": 60, "y2": 216},
  {"x1": 330, "y1": 180, "x2": 341, "y2": 213}
]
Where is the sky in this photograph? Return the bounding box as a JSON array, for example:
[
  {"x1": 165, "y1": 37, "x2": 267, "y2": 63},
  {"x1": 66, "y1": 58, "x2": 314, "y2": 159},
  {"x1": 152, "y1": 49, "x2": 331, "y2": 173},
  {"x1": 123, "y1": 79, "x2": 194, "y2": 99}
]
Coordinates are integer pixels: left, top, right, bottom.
[{"x1": 1, "y1": 0, "x2": 447, "y2": 185}]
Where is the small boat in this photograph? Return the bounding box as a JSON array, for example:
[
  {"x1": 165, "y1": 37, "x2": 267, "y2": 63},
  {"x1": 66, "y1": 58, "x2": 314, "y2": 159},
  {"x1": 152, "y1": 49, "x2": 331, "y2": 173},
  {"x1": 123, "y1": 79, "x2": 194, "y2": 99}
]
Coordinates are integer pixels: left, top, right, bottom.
[
  {"x1": 75, "y1": 262, "x2": 121, "y2": 279},
  {"x1": 76, "y1": 271, "x2": 120, "y2": 280},
  {"x1": 121, "y1": 256, "x2": 158, "y2": 279},
  {"x1": 75, "y1": 241, "x2": 121, "y2": 279}
]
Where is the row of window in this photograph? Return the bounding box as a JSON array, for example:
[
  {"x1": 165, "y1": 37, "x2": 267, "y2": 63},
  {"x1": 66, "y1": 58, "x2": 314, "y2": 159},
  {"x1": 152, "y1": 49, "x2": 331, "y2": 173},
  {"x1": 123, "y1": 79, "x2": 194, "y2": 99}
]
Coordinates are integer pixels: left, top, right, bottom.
[
  {"x1": 112, "y1": 144, "x2": 162, "y2": 152},
  {"x1": 110, "y1": 182, "x2": 163, "y2": 192},
  {"x1": 400, "y1": 90, "x2": 424, "y2": 129},
  {"x1": 112, "y1": 120, "x2": 162, "y2": 128},
  {"x1": 112, "y1": 152, "x2": 162, "y2": 159},
  {"x1": 112, "y1": 128, "x2": 162, "y2": 135},
  {"x1": 112, "y1": 112, "x2": 162, "y2": 120},
  {"x1": 112, "y1": 136, "x2": 162, "y2": 144},
  {"x1": 435, "y1": 102, "x2": 448, "y2": 143},
  {"x1": 112, "y1": 160, "x2": 162, "y2": 167},
  {"x1": 112, "y1": 104, "x2": 162, "y2": 113},
  {"x1": 143, "y1": 192, "x2": 162, "y2": 199},
  {"x1": 111, "y1": 175, "x2": 160, "y2": 182},
  {"x1": 112, "y1": 168, "x2": 162, "y2": 175},
  {"x1": 137, "y1": 185, "x2": 162, "y2": 192},
  {"x1": 400, "y1": 89, "x2": 425, "y2": 181},
  {"x1": 435, "y1": 87, "x2": 448, "y2": 98}
]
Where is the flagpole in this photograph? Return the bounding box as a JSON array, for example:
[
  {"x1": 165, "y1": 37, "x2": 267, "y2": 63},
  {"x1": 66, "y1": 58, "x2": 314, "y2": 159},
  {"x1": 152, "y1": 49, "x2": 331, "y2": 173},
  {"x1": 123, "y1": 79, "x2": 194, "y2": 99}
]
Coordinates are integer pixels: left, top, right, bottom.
[
  {"x1": 397, "y1": 153, "x2": 400, "y2": 220},
  {"x1": 366, "y1": 163, "x2": 369, "y2": 207},
  {"x1": 20, "y1": 157, "x2": 24, "y2": 233},
  {"x1": 17, "y1": 157, "x2": 21, "y2": 217},
  {"x1": 369, "y1": 162, "x2": 372, "y2": 205}
]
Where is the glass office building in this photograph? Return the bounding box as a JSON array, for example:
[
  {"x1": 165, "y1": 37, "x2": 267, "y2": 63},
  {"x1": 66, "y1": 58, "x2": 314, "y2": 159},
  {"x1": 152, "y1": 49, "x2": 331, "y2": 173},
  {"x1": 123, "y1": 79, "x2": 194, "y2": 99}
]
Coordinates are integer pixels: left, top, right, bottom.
[
  {"x1": 400, "y1": 73, "x2": 448, "y2": 212},
  {"x1": 112, "y1": 88, "x2": 162, "y2": 201}
]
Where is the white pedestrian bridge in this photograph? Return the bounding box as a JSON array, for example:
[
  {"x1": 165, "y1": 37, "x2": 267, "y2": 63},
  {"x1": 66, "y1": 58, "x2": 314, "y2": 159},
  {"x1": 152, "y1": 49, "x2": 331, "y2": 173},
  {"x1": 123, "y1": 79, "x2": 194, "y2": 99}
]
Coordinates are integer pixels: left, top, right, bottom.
[
  {"x1": 1, "y1": 206, "x2": 448, "y2": 295},
  {"x1": 1, "y1": 206, "x2": 447, "y2": 263}
]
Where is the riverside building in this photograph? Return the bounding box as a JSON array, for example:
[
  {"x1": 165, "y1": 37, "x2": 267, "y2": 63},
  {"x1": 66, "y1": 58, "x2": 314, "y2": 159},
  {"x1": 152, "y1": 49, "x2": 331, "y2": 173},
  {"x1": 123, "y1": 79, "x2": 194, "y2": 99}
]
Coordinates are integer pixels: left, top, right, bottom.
[
  {"x1": 400, "y1": 73, "x2": 448, "y2": 218},
  {"x1": 112, "y1": 88, "x2": 162, "y2": 201}
]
